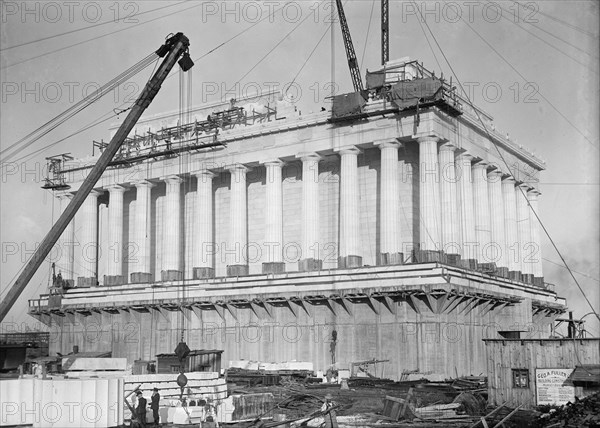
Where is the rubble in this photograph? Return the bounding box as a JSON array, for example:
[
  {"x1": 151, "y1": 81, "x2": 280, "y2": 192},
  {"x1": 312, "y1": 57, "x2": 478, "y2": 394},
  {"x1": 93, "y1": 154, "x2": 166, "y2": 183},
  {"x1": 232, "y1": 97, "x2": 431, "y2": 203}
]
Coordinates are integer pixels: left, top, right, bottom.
[{"x1": 535, "y1": 392, "x2": 600, "y2": 427}]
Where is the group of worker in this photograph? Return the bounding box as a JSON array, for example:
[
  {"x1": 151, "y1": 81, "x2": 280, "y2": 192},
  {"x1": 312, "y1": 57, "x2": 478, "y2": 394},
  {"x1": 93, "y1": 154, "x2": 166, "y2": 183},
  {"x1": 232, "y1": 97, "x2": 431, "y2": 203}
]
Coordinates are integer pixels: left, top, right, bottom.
[{"x1": 133, "y1": 388, "x2": 160, "y2": 427}]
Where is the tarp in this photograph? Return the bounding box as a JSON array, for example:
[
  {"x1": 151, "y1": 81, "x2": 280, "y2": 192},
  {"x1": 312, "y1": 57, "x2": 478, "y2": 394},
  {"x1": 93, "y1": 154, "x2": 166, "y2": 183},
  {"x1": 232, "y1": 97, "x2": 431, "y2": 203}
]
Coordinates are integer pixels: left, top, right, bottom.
[
  {"x1": 390, "y1": 78, "x2": 443, "y2": 110},
  {"x1": 366, "y1": 71, "x2": 386, "y2": 89},
  {"x1": 331, "y1": 91, "x2": 367, "y2": 119}
]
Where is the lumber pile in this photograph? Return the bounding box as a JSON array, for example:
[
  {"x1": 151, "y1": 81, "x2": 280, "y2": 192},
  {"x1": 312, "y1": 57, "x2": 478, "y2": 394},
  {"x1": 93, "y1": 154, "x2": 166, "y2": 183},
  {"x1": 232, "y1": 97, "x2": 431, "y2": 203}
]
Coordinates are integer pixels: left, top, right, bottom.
[{"x1": 536, "y1": 392, "x2": 600, "y2": 427}]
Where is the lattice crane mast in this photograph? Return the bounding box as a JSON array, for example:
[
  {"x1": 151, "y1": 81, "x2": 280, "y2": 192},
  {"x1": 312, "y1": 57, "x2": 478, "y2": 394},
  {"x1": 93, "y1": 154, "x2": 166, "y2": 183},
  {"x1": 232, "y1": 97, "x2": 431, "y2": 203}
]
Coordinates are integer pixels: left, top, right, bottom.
[{"x1": 335, "y1": 0, "x2": 364, "y2": 93}]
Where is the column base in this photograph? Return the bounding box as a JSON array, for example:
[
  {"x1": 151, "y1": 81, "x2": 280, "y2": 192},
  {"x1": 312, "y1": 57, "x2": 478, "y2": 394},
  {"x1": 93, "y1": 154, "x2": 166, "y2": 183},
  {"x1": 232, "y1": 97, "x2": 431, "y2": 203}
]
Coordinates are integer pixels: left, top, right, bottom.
[
  {"x1": 193, "y1": 267, "x2": 215, "y2": 279},
  {"x1": 458, "y1": 259, "x2": 478, "y2": 270},
  {"x1": 338, "y1": 255, "x2": 362, "y2": 269},
  {"x1": 298, "y1": 258, "x2": 323, "y2": 272},
  {"x1": 161, "y1": 270, "x2": 183, "y2": 282},
  {"x1": 508, "y1": 271, "x2": 522, "y2": 282},
  {"x1": 262, "y1": 262, "x2": 286, "y2": 274},
  {"x1": 377, "y1": 252, "x2": 404, "y2": 266},
  {"x1": 522, "y1": 273, "x2": 534, "y2": 284},
  {"x1": 77, "y1": 277, "x2": 97, "y2": 288},
  {"x1": 130, "y1": 272, "x2": 153, "y2": 284},
  {"x1": 477, "y1": 263, "x2": 497, "y2": 274},
  {"x1": 444, "y1": 253, "x2": 461, "y2": 266},
  {"x1": 495, "y1": 267, "x2": 509, "y2": 278},
  {"x1": 533, "y1": 276, "x2": 544, "y2": 287},
  {"x1": 227, "y1": 265, "x2": 249, "y2": 277},
  {"x1": 415, "y1": 250, "x2": 444, "y2": 263}
]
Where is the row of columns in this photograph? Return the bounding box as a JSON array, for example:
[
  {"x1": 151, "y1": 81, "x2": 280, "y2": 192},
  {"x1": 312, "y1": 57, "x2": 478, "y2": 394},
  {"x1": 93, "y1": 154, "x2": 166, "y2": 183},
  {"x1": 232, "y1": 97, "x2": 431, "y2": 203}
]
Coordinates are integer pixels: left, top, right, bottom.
[
  {"x1": 57, "y1": 137, "x2": 543, "y2": 287},
  {"x1": 418, "y1": 136, "x2": 543, "y2": 285}
]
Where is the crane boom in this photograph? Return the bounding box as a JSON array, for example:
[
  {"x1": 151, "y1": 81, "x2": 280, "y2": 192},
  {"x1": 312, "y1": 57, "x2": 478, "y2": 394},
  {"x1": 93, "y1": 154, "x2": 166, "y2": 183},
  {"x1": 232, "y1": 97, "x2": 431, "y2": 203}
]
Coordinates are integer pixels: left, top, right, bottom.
[
  {"x1": 335, "y1": 0, "x2": 364, "y2": 93},
  {"x1": 0, "y1": 32, "x2": 193, "y2": 323}
]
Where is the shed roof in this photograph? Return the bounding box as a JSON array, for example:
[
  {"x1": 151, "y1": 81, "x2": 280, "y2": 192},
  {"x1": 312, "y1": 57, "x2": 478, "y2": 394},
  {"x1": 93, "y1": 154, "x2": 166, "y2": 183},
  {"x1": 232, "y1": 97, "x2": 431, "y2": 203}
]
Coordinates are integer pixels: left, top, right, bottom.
[{"x1": 569, "y1": 365, "x2": 600, "y2": 384}]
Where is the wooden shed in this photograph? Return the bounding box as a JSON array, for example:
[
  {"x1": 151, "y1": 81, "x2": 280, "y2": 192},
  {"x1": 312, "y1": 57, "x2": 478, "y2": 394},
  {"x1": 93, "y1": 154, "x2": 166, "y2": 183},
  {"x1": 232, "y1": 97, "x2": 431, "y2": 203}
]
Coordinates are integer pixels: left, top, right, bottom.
[
  {"x1": 483, "y1": 338, "x2": 600, "y2": 408},
  {"x1": 156, "y1": 349, "x2": 223, "y2": 374}
]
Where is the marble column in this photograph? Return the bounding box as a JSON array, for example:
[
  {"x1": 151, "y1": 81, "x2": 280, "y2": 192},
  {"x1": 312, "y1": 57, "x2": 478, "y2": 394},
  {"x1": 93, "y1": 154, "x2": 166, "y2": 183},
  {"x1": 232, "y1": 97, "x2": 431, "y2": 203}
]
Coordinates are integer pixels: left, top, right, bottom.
[
  {"x1": 227, "y1": 164, "x2": 249, "y2": 276},
  {"x1": 337, "y1": 147, "x2": 362, "y2": 268},
  {"x1": 528, "y1": 189, "x2": 544, "y2": 286},
  {"x1": 104, "y1": 185, "x2": 126, "y2": 286},
  {"x1": 130, "y1": 180, "x2": 154, "y2": 283},
  {"x1": 376, "y1": 140, "x2": 403, "y2": 265},
  {"x1": 77, "y1": 190, "x2": 100, "y2": 287},
  {"x1": 439, "y1": 143, "x2": 460, "y2": 264},
  {"x1": 262, "y1": 160, "x2": 285, "y2": 274},
  {"x1": 297, "y1": 153, "x2": 322, "y2": 271},
  {"x1": 161, "y1": 175, "x2": 183, "y2": 281},
  {"x1": 488, "y1": 170, "x2": 508, "y2": 277},
  {"x1": 56, "y1": 191, "x2": 75, "y2": 286},
  {"x1": 418, "y1": 136, "x2": 442, "y2": 261},
  {"x1": 193, "y1": 170, "x2": 216, "y2": 279},
  {"x1": 515, "y1": 184, "x2": 533, "y2": 283},
  {"x1": 472, "y1": 162, "x2": 492, "y2": 269},
  {"x1": 456, "y1": 153, "x2": 477, "y2": 268},
  {"x1": 502, "y1": 177, "x2": 521, "y2": 280}
]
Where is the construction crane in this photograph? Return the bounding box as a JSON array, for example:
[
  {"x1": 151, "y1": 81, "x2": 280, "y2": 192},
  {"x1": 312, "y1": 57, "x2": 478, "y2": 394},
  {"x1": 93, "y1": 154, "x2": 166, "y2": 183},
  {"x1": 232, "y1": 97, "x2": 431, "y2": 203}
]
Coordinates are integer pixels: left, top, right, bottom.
[
  {"x1": 0, "y1": 32, "x2": 194, "y2": 323},
  {"x1": 381, "y1": 0, "x2": 389, "y2": 64},
  {"x1": 334, "y1": 0, "x2": 364, "y2": 93}
]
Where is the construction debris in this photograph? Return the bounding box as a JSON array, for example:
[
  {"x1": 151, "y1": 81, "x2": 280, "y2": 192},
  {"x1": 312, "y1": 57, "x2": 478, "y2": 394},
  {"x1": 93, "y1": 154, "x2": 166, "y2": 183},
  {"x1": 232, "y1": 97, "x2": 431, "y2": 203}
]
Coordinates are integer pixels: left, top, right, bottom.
[{"x1": 535, "y1": 392, "x2": 600, "y2": 427}]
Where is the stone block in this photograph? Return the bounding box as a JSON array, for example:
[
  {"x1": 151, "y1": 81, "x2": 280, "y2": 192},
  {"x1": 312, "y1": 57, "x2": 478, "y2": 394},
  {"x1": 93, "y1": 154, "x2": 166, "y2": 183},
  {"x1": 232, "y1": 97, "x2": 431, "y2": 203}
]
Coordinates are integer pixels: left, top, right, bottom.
[
  {"x1": 104, "y1": 275, "x2": 126, "y2": 286},
  {"x1": 377, "y1": 252, "x2": 404, "y2": 266},
  {"x1": 445, "y1": 253, "x2": 461, "y2": 266},
  {"x1": 522, "y1": 273, "x2": 534, "y2": 284},
  {"x1": 477, "y1": 262, "x2": 497, "y2": 274},
  {"x1": 77, "y1": 277, "x2": 96, "y2": 288},
  {"x1": 338, "y1": 255, "x2": 362, "y2": 269},
  {"x1": 130, "y1": 272, "x2": 153, "y2": 284},
  {"x1": 416, "y1": 250, "x2": 443, "y2": 263},
  {"x1": 533, "y1": 276, "x2": 544, "y2": 287},
  {"x1": 458, "y1": 258, "x2": 478, "y2": 270},
  {"x1": 227, "y1": 265, "x2": 249, "y2": 277},
  {"x1": 496, "y1": 267, "x2": 509, "y2": 278},
  {"x1": 193, "y1": 267, "x2": 215, "y2": 279},
  {"x1": 508, "y1": 271, "x2": 522, "y2": 282},
  {"x1": 161, "y1": 270, "x2": 183, "y2": 281},
  {"x1": 298, "y1": 258, "x2": 322, "y2": 272},
  {"x1": 262, "y1": 262, "x2": 285, "y2": 274}
]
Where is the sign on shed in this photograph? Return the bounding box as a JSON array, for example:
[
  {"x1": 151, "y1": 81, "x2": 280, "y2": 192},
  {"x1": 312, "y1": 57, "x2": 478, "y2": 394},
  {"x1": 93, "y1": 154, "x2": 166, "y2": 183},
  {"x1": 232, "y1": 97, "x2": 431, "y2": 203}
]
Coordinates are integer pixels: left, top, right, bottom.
[{"x1": 535, "y1": 368, "x2": 575, "y2": 405}]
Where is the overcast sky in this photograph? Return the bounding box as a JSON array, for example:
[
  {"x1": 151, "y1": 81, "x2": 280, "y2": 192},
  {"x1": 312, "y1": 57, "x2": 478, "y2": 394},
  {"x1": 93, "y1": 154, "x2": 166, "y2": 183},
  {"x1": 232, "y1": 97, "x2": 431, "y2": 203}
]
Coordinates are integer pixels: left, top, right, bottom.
[{"x1": 1, "y1": 1, "x2": 598, "y2": 334}]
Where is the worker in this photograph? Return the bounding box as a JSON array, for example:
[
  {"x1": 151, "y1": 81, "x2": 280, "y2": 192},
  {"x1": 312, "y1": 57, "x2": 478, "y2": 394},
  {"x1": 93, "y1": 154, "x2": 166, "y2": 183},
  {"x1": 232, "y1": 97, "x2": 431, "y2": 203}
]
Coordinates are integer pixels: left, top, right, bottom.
[
  {"x1": 135, "y1": 390, "x2": 147, "y2": 428},
  {"x1": 150, "y1": 388, "x2": 160, "y2": 427},
  {"x1": 321, "y1": 394, "x2": 338, "y2": 428}
]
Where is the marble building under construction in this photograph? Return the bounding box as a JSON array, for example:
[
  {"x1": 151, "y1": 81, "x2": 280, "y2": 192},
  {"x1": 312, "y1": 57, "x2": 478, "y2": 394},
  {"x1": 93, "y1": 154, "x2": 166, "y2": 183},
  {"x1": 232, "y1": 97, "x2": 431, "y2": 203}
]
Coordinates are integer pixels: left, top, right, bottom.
[{"x1": 30, "y1": 59, "x2": 566, "y2": 380}]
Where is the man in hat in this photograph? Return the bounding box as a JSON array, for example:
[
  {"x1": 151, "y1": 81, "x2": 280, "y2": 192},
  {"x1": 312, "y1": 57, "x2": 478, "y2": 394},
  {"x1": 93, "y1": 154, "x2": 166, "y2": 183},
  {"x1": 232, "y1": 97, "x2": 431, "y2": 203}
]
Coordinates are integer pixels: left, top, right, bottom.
[
  {"x1": 135, "y1": 390, "x2": 147, "y2": 428},
  {"x1": 150, "y1": 387, "x2": 160, "y2": 426},
  {"x1": 321, "y1": 394, "x2": 338, "y2": 428}
]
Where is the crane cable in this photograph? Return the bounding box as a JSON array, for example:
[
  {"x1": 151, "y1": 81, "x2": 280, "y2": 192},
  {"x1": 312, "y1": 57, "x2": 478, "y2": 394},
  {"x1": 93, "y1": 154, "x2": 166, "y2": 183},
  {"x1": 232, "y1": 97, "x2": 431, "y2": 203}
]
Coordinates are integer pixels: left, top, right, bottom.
[
  {"x1": 410, "y1": 0, "x2": 600, "y2": 322},
  {"x1": 1, "y1": 52, "x2": 157, "y2": 162}
]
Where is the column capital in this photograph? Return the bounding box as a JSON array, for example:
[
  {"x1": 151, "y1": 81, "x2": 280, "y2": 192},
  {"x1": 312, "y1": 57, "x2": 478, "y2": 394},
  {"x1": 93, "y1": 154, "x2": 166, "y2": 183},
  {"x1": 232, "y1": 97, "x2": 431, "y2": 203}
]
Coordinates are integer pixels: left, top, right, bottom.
[
  {"x1": 132, "y1": 180, "x2": 156, "y2": 189},
  {"x1": 192, "y1": 170, "x2": 216, "y2": 179},
  {"x1": 260, "y1": 159, "x2": 285, "y2": 167},
  {"x1": 296, "y1": 152, "x2": 322, "y2": 162},
  {"x1": 501, "y1": 174, "x2": 517, "y2": 184},
  {"x1": 334, "y1": 146, "x2": 361, "y2": 156},
  {"x1": 373, "y1": 139, "x2": 401, "y2": 149},
  {"x1": 225, "y1": 163, "x2": 250, "y2": 173},
  {"x1": 456, "y1": 152, "x2": 475, "y2": 162},
  {"x1": 414, "y1": 135, "x2": 442, "y2": 144},
  {"x1": 106, "y1": 184, "x2": 127, "y2": 194},
  {"x1": 528, "y1": 188, "x2": 541, "y2": 197},
  {"x1": 55, "y1": 190, "x2": 74, "y2": 200},
  {"x1": 439, "y1": 143, "x2": 457, "y2": 152},
  {"x1": 487, "y1": 169, "x2": 503, "y2": 178},
  {"x1": 161, "y1": 175, "x2": 183, "y2": 184}
]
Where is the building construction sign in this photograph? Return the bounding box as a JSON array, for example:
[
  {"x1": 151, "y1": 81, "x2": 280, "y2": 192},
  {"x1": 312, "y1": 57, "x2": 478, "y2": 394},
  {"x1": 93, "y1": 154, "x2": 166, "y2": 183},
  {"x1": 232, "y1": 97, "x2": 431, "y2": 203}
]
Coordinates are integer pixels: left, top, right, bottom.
[{"x1": 536, "y1": 368, "x2": 575, "y2": 406}]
